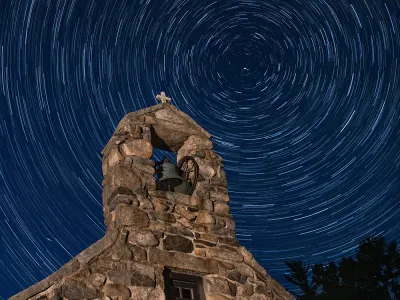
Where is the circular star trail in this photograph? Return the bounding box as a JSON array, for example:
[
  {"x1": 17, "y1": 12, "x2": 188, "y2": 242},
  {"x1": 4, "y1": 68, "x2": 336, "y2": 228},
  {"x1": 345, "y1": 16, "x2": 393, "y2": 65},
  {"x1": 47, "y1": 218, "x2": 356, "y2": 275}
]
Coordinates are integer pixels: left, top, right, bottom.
[{"x1": 1, "y1": 0, "x2": 400, "y2": 297}]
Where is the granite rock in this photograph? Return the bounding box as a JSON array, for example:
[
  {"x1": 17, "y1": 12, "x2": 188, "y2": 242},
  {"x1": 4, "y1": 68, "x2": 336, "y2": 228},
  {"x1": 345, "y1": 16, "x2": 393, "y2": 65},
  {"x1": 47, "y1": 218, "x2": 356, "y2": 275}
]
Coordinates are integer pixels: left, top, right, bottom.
[{"x1": 163, "y1": 234, "x2": 194, "y2": 253}]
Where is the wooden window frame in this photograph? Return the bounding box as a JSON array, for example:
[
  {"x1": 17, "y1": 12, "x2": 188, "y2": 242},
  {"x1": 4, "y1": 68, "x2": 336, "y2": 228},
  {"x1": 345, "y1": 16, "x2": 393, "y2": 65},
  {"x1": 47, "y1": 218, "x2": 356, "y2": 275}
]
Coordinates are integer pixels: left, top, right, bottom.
[{"x1": 163, "y1": 267, "x2": 206, "y2": 300}]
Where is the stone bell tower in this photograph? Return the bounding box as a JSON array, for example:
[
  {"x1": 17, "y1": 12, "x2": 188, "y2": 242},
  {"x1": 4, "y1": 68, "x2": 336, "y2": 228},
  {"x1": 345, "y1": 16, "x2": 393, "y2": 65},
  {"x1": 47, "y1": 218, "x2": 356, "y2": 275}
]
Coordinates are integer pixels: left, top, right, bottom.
[{"x1": 10, "y1": 94, "x2": 293, "y2": 300}]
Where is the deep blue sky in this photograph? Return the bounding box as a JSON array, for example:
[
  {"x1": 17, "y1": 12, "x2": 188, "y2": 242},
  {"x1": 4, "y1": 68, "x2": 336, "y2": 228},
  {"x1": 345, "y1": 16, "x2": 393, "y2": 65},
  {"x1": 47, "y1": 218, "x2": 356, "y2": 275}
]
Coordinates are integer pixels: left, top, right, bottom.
[{"x1": 1, "y1": 0, "x2": 400, "y2": 298}]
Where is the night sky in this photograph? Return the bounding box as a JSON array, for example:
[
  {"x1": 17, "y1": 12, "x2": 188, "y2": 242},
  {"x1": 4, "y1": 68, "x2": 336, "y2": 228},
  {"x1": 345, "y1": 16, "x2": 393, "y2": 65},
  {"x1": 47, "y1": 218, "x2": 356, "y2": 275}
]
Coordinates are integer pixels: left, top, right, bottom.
[{"x1": 1, "y1": 0, "x2": 400, "y2": 298}]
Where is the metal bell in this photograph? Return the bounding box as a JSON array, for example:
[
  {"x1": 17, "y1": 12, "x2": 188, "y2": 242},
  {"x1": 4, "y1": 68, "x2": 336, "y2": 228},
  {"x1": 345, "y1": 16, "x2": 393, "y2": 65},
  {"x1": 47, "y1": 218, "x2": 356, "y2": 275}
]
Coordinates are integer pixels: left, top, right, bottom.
[{"x1": 156, "y1": 158, "x2": 191, "y2": 195}]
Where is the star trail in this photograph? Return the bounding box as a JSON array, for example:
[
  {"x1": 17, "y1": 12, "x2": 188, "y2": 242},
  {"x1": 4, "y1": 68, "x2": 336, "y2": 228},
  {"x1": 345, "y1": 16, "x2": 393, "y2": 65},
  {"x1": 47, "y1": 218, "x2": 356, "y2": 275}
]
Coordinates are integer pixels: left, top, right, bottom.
[{"x1": 1, "y1": 0, "x2": 400, "y2": 298}]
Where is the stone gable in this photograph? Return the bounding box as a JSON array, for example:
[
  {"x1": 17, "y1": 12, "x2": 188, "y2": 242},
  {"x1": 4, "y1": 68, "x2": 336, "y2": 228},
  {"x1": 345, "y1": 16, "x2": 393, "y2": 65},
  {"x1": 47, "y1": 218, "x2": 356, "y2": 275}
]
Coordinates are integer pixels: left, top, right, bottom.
[{"x1": 10, "y1": 103, "x2": 294, "y2": 300}]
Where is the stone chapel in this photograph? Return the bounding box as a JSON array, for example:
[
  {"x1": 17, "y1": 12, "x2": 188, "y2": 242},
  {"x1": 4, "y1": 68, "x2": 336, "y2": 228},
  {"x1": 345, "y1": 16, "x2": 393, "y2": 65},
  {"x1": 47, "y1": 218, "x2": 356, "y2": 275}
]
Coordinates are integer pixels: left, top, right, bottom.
[{"x1": 10, "y1": 94, "x2": 294, "y2": 300}]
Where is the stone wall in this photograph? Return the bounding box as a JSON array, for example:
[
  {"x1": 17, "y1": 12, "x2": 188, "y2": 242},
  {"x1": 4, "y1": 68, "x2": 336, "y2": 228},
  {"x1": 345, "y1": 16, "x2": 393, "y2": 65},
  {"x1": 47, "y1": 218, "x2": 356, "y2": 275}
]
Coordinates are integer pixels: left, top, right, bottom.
[{"x1": 10, "y1": 104, "x2": 294, "y2": 300}]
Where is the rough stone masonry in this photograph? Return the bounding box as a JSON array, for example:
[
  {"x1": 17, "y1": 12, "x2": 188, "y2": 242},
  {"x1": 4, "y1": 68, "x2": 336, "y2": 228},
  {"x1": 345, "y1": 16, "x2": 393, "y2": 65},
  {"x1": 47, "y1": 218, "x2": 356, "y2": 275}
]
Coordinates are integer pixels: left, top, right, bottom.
[{"x1": 10, "y1": 102, "x2": 294, "y2": 300}]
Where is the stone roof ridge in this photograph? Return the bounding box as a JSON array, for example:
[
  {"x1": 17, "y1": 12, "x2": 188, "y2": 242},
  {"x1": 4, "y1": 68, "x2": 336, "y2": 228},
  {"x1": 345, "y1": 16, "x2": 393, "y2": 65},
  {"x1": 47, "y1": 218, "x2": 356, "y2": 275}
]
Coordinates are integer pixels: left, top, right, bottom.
[
  {"x1": 128, "y1": 103, "x2": 211, "y2": 137},
  {"x1": 102, "y1": 103, "x2": 211, "y2": 155},
  {"x1": 10, "y1": 232, "x2": 295, "y2": 300},
  {"x1": 9, "y1": 230, "x2": 119, "y2": 300}
]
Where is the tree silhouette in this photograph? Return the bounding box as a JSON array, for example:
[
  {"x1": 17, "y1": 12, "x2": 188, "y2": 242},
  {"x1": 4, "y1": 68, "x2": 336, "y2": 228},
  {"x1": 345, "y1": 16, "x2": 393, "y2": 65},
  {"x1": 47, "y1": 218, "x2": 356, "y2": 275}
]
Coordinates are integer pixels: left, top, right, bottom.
[
  {"x1": 285, "y1": 260, "x2": 317, "y2": 299},
  {"x1": 285, "y1": 237, "x2": 400, "y2": 300}
]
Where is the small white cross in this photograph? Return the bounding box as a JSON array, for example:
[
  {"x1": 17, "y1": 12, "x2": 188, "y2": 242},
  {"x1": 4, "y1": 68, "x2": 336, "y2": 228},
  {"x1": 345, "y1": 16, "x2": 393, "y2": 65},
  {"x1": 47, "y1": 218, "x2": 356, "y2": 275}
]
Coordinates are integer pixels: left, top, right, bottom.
[{"x1": 156, "y1": 91, "x2": 172, "y2": 104}]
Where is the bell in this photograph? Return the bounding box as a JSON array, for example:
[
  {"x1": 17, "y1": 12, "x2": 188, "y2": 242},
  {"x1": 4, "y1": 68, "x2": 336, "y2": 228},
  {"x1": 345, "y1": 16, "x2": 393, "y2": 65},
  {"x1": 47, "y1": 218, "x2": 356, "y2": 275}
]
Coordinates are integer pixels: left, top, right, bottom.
[{"x1": 156, "y1": 158, "x2": 191, "y2": 195}]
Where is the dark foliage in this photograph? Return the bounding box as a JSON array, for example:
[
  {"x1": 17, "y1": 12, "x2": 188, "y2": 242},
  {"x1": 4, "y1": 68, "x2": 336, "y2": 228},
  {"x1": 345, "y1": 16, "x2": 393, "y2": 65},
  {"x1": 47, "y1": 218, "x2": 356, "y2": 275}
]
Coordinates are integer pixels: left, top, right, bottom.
[{"x1": 285, "y1": 237, "x2": 400, "y2": 300}]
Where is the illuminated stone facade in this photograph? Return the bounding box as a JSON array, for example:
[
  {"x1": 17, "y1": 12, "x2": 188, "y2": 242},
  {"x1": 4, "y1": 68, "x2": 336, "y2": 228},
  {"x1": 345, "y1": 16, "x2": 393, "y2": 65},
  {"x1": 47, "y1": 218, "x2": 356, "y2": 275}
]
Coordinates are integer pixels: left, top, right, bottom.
[{"x1": 10, "y1": 103, "x2": 294, "y2": 300}]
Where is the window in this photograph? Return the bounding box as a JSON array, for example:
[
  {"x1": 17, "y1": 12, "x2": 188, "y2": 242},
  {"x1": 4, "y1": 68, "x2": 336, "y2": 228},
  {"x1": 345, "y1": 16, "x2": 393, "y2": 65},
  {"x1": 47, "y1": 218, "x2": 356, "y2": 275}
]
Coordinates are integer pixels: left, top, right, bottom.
[{"x1": 163, "y1": 267, "x2": 205, "y2": 300}]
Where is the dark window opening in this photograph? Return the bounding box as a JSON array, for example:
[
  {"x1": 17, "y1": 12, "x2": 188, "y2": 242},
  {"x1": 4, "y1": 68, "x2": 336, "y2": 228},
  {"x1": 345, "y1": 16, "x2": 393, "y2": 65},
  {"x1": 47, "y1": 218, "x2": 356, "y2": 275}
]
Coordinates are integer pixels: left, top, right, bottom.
[{"x1": 163, "y1": 267, "x2": 204, "y2": 300}]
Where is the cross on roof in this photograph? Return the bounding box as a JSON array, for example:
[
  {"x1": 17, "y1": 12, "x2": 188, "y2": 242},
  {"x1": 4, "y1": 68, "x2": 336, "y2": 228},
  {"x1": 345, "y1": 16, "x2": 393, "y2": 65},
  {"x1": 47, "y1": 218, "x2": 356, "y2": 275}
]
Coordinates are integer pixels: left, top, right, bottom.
[{"x1": 156, "y1": 91, "x2": 172, "y2": 104}]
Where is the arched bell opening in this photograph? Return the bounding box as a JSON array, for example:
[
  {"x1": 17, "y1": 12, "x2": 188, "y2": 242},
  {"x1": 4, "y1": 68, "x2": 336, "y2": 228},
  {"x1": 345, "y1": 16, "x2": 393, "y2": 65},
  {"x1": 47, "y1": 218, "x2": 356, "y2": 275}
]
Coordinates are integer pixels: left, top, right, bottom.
[
  {"x1": 149, "y1": 129, "x2": 199, "y2": 196},
  {"x1": 101, "y1": 104, "x2": 217, "y2": 224}
]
